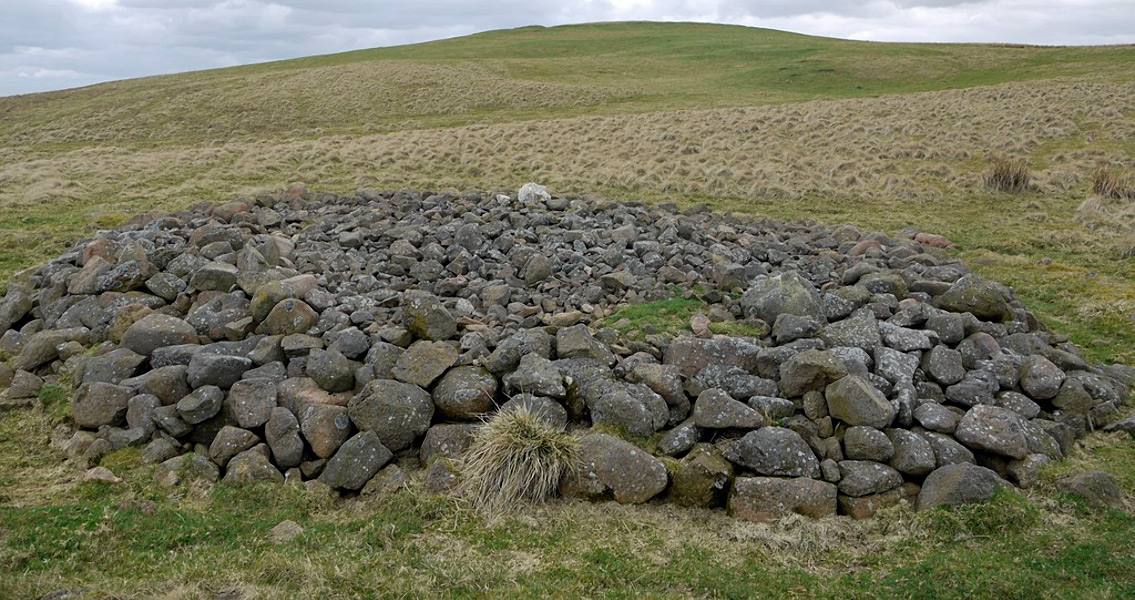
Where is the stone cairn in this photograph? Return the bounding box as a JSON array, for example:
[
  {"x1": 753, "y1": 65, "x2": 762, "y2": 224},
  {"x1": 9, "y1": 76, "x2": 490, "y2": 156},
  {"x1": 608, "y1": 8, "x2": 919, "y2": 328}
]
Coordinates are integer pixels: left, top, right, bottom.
[{"x1": 0, "y1": 185, "x2": 1130, "y2": 521}]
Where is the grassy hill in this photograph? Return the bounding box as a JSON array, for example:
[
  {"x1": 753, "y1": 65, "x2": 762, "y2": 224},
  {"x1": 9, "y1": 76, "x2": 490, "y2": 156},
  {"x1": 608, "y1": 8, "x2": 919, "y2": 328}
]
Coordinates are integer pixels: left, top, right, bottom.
[{"x1": 0, "y1": 21, "x2": 1133, "y2": 599}]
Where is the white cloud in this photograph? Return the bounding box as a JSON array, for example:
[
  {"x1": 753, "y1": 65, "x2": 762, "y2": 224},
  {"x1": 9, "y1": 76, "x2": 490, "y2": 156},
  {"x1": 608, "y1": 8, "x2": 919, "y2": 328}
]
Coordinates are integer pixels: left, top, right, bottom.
[{"x1": 1, "y1": 0, "x2": 1133, "y2": 96}]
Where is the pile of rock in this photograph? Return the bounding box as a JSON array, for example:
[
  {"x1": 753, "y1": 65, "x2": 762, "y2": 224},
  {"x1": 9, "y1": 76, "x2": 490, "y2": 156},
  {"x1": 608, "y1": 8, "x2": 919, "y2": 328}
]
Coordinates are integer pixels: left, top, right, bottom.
[{"x1": 0, "y1": 186, "x2": 1129, "y2": 520}]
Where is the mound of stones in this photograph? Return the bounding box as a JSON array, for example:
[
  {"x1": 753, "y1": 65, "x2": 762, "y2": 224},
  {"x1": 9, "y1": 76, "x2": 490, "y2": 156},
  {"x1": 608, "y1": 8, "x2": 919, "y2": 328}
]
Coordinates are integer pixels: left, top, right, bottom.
[{"x1": 0, "y1": 185, "x2": 1130, "y2": 521}]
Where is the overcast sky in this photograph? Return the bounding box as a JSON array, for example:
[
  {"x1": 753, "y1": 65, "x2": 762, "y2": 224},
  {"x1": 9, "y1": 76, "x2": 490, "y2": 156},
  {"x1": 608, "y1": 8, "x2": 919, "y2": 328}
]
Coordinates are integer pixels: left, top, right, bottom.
[{"x1": 2, "y1": 0, "x2": 1133, "y2": 97}]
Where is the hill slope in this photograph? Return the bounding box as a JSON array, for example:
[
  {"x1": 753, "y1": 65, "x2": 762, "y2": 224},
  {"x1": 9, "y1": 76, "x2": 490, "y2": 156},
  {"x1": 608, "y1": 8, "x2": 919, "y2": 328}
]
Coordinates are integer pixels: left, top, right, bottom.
[
  {"x1": 2, "y1": 21, "x2": 1134, "y2": 146},
  {"x1": 0, "y1": 21, "x2": 1133, "y2": 364}
]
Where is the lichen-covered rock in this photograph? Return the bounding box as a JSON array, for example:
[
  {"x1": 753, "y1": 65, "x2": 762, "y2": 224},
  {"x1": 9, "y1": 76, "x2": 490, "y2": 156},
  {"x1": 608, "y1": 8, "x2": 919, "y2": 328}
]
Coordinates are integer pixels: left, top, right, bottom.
[
  {"x1": 837, "y1": 460, "x2": 904, "y2": 497},
  {"x1": 299, "y1": 404, "x2": 352, "y2": 459},
  {"x1": 433, "y1": 366, "x2": 498, "y2": 420},
  {"x1": 176, "y1": 385, "x2": 225, "y2": 425},
  {"x1": 556, "y1": 324, "x2": 616, "y2": 366},
  {"x1": 740, "y1": 272, "x2": 824, "y2": 324},
  {"x1": 778, "y1": 350, "x2": 848, "y2": 397},
  {"x1": 348, "y1": 379, "x2": 434, "y2": 451},
  {"x1": 319, "y1": 431, "x2": 393, "y2": 491},
  {"x1": 843, "y1": 426, "x2": 894, "y2": 462},
  {"x1": 391, "y1": 340, "x2": 458, "y2": 389},
  {"x1": 724, "y1": 426, "x2": 820, "y2": 478},
  {"x1": 728, "y1": 476, "x2": 837, "y2": 522},
  {"x1": 223, "y1": 445, "x2": 284, "y2": 486},
  {"x1": 561, "y1": 433, "x2": 668, "y2": 504},
  {"x1": 502, "y1": 353, "x2": 565, "y2": 398},
  {"x1": 227, "y1": 378, "x2": 277, "y2": 428},
  {"x1": 917, "y1": 463, "x2": 1004, "y2": 511},
  {"x1": 73, "y1": 382, "x2": 134, "y2": 429},
  {"x1": 954, "y1": 405, "x2": 1028, "y2": 460},
  {"x1": 825, "y1": 376, "x2": 896, "y2": 429},
  {"x1": 692, "y1": 388, "x2": 764, "y2": 429},
  {"x1": 401, "y1": 290, "x2": 456, "y2": 341},
  {"x1": 663, "y1": 336, "x2": 763, "y2": 378},
  {"x1": 265, "y1": 407, "x2": 304, "y2": 468},
  {"x1": 669, "y1": 444, "x2": 734, "y2": 508},
  {"x1": 934, "y1": 275, "x2": 1013, "y2": 322}
]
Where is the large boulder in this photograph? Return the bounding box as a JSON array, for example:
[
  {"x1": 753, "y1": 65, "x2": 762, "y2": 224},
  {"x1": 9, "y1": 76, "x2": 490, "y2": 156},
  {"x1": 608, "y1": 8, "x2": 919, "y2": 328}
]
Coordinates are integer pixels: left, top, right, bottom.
[
  {"x1": 778, "y1": 350, "x2": 848, "y2": 397},
  {"x1": 561, "y1": 433, "x2": 668, "y2": 504},
  {"x1": 72, "y1": 382, "x2": 134, "y2": 429},
  {"x1": 555, "y1": 324, "x2": 616, "y2": 366},
  {"x1": 837, "y1": 460, "x2": 904, "y2": 497},
  {"x1": 724, "y1": 427, "x2": 820, "y2": 478},
  {"x1": 728, "y1": 477, "x2": 837, "y2": 522},
  {"x1": 319, "y1": 431, "x2": 393, "y2": 491},
  {"x1": 223, "y1": 446, "x2": 284, "y2": 486},
  {"x1": 391, "y1": 340, "x2": 459, "y2": 389},
  {"x1": 917, "y1": 463, "x2": 1005, "y2": 511},
  {"x1": 663, "y1": 336, "x2": 763, "y2": 378},
  {"x1": 954, "y1": 405, "x2": 1029, "y2": 459},
  {"x1": 401, "y1": 290, "x2": 456, "y2": 341},
  {"x1": 299, "y1": 404, "x2": 352, "y2": 458},
  {"x1": 669, "y1": 444, "x2": 734, "y2": 508},
  {"x1": 432, "y1": 366, "x2": 498, "y2": 420},
  {"x1": 933, "y1": 275, "x2": 1012, "y2": 322},
  {"x1": 692, "y1": 388, "x2": 764, "y2": 430},
  {"x1": 121, "y1": 314, "x2": 198, "y2": 357},
  {"x1": 740, "y1": 272, "x2": 823, "y2": 324},
  {"x1": 825, "y1": 376, "x2": 896, "y2": 429},
  {"x1": 348, "y1": 379, "x2": 434, "y2": 451}
]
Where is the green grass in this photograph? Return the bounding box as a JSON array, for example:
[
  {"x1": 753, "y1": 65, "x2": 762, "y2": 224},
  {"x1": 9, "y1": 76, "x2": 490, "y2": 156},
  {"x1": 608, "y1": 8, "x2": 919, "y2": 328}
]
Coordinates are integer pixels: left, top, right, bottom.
[
  {"x1": 1, "y1": 20, "x2": 1134, "y2": 599},
  {"x1": 1, "y1": 405, "x2": 1132, "y2": 598}
]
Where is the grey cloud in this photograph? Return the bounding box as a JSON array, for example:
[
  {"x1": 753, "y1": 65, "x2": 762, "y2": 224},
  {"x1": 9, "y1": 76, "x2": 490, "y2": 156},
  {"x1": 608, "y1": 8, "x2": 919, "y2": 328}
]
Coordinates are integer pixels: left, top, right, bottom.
[{"x1": 1, "y1": 0, "x2": 1132, "y2": 97}]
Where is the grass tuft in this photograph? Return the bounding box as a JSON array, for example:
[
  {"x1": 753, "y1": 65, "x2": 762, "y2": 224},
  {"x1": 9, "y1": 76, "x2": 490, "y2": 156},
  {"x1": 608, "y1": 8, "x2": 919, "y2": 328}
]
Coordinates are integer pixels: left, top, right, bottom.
[
  {"x1": 37, "y1": 384, "x2": 72, "y2": 424},
  {"x1": 1092, "y1": 166, "x2": 1135, "y2": 200},
  {"x1": 984, "y1": 156, "x2": 1032, "y2": 193},
  {"x1": 458, "y1": 407, "x2": 581, "y2": 514}
]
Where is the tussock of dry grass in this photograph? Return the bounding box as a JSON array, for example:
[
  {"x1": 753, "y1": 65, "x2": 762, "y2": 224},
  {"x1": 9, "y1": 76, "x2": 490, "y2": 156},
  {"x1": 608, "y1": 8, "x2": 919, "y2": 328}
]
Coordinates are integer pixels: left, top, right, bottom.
[
  {"x1": 1093, "y1": 166, "x2": 1135, "y2": 200},
  {"x1": 457, "y1": 408, "x2": 580, "y2": 514},
  {"x1": 984, "y1": 156, "x2": 1032, "y2": 192}
]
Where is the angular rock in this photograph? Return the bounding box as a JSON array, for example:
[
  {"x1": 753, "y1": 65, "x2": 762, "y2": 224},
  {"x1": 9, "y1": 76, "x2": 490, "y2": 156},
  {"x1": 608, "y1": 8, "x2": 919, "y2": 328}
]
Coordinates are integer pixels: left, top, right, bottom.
[
  {"x1": 186, "y1": 353, "x2": 252, "y2": 389},
  {"x1": 209, "y1": 426, "x2": 260, "y2": 468},
  {"x1": 728, "y1": 476, "x2": 837, "y2": 522},
  {"x1": 885, "y1": 429, "x2": 936, "y2": 476},
  {"x1": 73, "y1": 382, "x2": 133, "y2": 429},
  {"x1": 779, "y1": 350, "x2": 848, "y2": 397},
  {"x1": 502, "y1": 353, "x2": 565, "y2": 398},
  {"x1": 843, "y1": 426, "x2": 894, "y2": 462},
  {"x1": 227, "y1": 378, "x2": 277, "y2": 428},
  {"x1": 669, "y1": 444, "x2": 734, "y2": 508},
  {"x1": 402, "y1": 290, "x2": 457, "y2": 341},
  {"x1": 555, "y1": 324, "x2": 616, "y2": 366},
  {"x1": 265, "y1": 407, "x2": 304, "y2": 468},
  {"x1": 724, "y1": 427, "x2": 820, "y2": 478},
  {"x1": 954, "y1": 405, "x2": 1029, "y2": 460},
  {"x1": 299, "y1": 403, "x2": 352, "y2": 458},
  {"x1": 560, "y1": 433, "x2": 668, "y2": 504},
  {"x1": 740, "y1": 272, "x2": 824, "y2": 324},
  {"x1": 348, "y1": 379, "x2": 434, "y2": 451},
  {"x1": 176, "y1": 385, "x2": 225, "y2": 425},
  {"x1": 692, "y1": 388, "x2": 764, "y2": 430},
  {"x1": 825, "y1": 375, "x2": 896, "y2": 429},
  {"x1": 391, "y1": 340, "x2": 458, "y2": 388},
  {"x1": 223, "y1": 445, "x2": 285, "y2": 486},
  {"x1": 319, "y1": 430, "x2": 393, "y2": 490},
  {"x1": 837, "y1": 460, "x2": 904, "y2": 497}
]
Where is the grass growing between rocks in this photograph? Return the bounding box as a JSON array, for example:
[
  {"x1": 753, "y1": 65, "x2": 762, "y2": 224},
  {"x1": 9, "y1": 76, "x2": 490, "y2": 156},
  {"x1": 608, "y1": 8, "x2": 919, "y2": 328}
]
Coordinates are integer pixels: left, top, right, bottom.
[{"x1": 0, "y1": 404, "x2": 1133, "y2": 599}]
